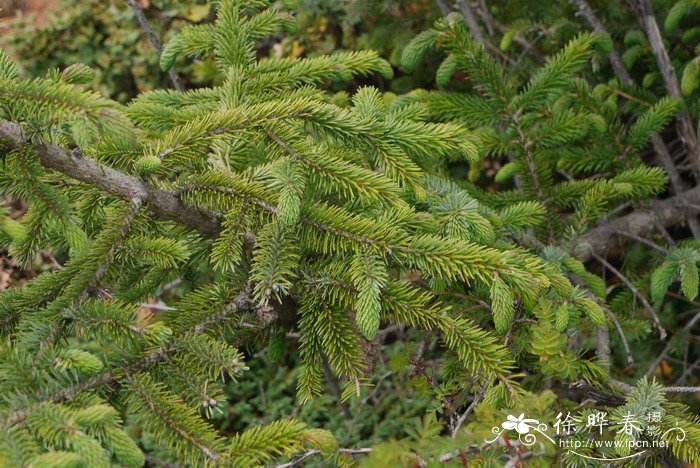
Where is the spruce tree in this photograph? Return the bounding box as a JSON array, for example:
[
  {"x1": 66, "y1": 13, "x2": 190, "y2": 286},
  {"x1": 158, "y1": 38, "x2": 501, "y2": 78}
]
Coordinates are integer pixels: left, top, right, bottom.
[{"x1": 0, "y1": 0, "x2": 698, "y2": 466}]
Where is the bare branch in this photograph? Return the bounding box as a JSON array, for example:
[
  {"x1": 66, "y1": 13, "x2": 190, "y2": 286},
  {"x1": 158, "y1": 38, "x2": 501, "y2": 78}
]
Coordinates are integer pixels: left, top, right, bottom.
[
  {"x1": 662, "y1": 386, "x2": 700, "y2": 392},
  {"x1": 275, "y1": 448, "x2": 373, "y2": 468},
  {"x1": 577, "y1": 181, "x2": 700, "y2": 261},
  {"x1": 596, "y1": 325, "x2": 612, "y2": 366},
  {"x1": 456, "y1": 0, "x2": 487, "y2": 47},
  {"x1": 475, "y1": 0, "x2": 496, "y2": 35},
  {"x1": 646, "y1": 309, "x2": 700, "y2": 377},
  {"x1": 634, "y1": 0, "x2": 700, "y2": 175},
  {"x1": 435, "y1": 0, "x2": 452, "y2": 16},
  {"x1": 603, "y1": 304, "x2": 635, "y2": 365},
  {"x1": 126, "y1": 0, "x2": 185, "y2": 92},
  {"x1": 570, "y1": 0, "x2": 631, "y2": 83},
  {"x1": 592, "y1": 252, "x2": 667, "y2": 339},
  {"x1": 569, "y1": 0, "x2": 700, "y2": 238},
  {"x1": 450, "y1": 379, "x2": 489, "y2": 437},
  {"x1": 613, "y1": 229, "x2": 669, "y2": 254}
]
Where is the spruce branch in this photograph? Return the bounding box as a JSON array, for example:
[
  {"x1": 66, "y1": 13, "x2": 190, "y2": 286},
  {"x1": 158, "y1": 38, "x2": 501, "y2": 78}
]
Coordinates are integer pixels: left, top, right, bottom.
[
  {"x1": 78, "y1": 198, "x2": 143, "y2": 302},
  {"x1": 578, "y1": 182, "x2": 700, "y2": 261},
  {"x1": 0, "y1": 289, "x2": 258, "y2": 428},
  {"x1": 275, "y1": 448, "x2": 372, "y2": 468},
  {"x1": 0, "y1": 120, "x2": 221, "y2": 237},
  {"x1": 2, "y1": 117, "x2": 698, "y2": 284}
]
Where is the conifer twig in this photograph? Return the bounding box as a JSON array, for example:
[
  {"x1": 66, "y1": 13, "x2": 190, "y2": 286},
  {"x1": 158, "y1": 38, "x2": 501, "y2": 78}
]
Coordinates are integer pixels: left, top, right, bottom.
[
  {"x1": 450, "y1": 311, "x2": 521, "y2": 437},
  {"x1": 591, "y1": 252, "x2": 667, "y2": 339},
  {"x1": 439, "y1": 0, "x2": 514, "y2": 64},
  {"x1": 0, "y1": 120, "x2": 221, "y2": 237},
  {"x1": 435, "y1": 0, "x2": 452, "y2": 16},
  {"x1": 275, "y1": 448, "x2": 373, "y2": 468},
  {"x1": 0, "y1": 289, "x2": 256, "y2": 427},
  {"x1": 569, "y1": 273, "x2": 634, "y2": 364},
  {"x1": 455, "y1": 0, "x2": 486, "y2": 47},
  {"x1": 602, "y1": 305, "x2": 635, "y2": 365},
  {"x1": 596, "y1": 325, "x2": 612, "y2": 367},
  {"x1": 662, "y1": 386, "x2": 700, "y2": 392},
  {"x1": 126, "y1": 0, "x2": 185, "y2": 92},
  {"x1": 613, "y1": 229, "x2": 669, "y2": 254},
  {"x1": 677, "y1": 357, "x2": 700, "y2": 384},
  {"x1": 3, "y1": 118, "x2": 700, "y2": 270},
  {"x1": 475, "y1": 0, "x2": 495, "y2": 35},
  {"x1": 450, "y1": 379, "x2": 488, "y2": 437},
  {"x1": 570, "y1": 0, "x2": 631, "y2": 82},
  {"x1": 79, "y1": 197, "x2": 144, "y2": 302},
  {"x1": 577, "y1": 181, "x2": 700, "y2": 261}
]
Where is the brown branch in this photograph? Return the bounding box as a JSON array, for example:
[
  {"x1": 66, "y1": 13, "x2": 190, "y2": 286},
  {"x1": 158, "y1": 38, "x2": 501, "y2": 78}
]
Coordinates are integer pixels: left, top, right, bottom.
[
  {"x1": 475, "y1": 0, "x2": 496, "y2": 35},
  {"x1": 276, "y1": 448, "x2": 373, "y2": 468},
  {"x1": 435, "y1": 0, "x2": 452, "y2": 16},
  {"x1": 569, "y1": 0, "x2": 700, "y2": 238},
  {"x1": 0, "y1": 120, "x2": 221, "y2": 238},
  {"x1": 577, "y1": 182, "x2": 700, "y2": 261},
  {"x1": 635, "y1": 0, "x2": 700, "y2": 175},
  {"x1": 646, "y1": 309, "x2": 700, "y2": 377},
  {"x1": 126, "y1": 0, "x2": 185, "y2": 92},
  {"x1": 456, "y1": 0, "x2": 487, "y2": 47},
  {"x1": 570, "y1": 0, "x2": 632, "y2": 83}
]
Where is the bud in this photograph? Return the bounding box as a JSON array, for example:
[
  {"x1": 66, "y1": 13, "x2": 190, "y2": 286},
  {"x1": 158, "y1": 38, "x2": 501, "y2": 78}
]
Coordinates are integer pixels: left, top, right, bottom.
[{"x1": 134, "y1": 155, "x2": 162, "y2": 177}]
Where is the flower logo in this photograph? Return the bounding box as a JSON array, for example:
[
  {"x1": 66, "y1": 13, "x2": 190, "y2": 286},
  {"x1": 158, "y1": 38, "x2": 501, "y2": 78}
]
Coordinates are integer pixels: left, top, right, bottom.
[{"x1": 502, "y1": 414, "x2": 540, "y2": 434}]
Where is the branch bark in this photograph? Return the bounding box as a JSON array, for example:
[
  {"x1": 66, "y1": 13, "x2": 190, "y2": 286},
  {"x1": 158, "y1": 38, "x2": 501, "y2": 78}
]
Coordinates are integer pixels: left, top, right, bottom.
[
  {"x1": 577, "y1": 183, "x2": 700, "y2": 261},
  {"x1": 0, "y1": 120, "x2": 221, "y2": 238},
  {"x1": 456, "y1": 0, "x2": 487, "y2": 47},
  {"x1": 570, "y1": 0, "x2": 700, "y2": 238},
  {"x1": 635, "y1": 0, "x2": 700, "y2": 175}
]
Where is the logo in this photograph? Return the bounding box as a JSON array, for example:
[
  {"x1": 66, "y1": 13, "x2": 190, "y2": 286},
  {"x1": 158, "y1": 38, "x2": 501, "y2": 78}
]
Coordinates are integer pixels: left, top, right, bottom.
[{"x1": 484, "y1": 411, "x2": 686, "y2": 461}]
